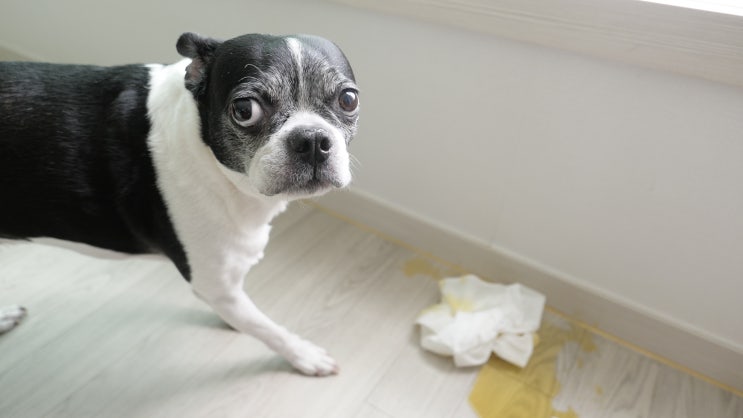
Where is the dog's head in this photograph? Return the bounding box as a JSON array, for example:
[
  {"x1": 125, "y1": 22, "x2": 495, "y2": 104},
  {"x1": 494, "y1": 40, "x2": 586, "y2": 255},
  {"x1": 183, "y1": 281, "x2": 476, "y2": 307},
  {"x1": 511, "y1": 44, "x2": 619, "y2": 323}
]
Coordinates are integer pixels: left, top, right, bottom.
[{"x1": 176, "y1": 32, "x2": 359, "y2": 199}]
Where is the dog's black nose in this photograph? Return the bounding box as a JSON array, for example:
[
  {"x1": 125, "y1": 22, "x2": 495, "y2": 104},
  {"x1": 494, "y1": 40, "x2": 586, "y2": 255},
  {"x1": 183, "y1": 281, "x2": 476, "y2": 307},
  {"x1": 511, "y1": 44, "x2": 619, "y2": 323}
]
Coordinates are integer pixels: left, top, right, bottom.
[{"x1": 287, "y1": 128, "x2": 332, "y2": 165}]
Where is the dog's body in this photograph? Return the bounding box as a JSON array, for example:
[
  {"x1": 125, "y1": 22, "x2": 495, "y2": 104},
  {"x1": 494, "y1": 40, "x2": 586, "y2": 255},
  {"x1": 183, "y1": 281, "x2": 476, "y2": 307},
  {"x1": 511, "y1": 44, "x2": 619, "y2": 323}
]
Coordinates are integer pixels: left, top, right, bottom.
[{"x1": 0, "y1": 33, "x2": 359, "y2": 376}]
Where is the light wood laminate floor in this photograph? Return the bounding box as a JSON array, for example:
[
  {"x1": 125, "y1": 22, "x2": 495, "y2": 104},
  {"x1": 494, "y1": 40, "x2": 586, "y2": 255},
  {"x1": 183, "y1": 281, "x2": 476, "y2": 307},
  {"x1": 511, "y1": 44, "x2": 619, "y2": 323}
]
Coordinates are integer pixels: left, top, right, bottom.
[{"x1": 1, "y1": 205, "x2": 742, "y2": 418}]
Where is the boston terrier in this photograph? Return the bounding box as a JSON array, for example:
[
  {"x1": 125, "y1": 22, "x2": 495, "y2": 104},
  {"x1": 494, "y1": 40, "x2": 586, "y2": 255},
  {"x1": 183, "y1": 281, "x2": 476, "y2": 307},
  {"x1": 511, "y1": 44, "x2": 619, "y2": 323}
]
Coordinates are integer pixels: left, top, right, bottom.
[{"x1": 0, "y1": 32, "x2": 359, "y2": 376}]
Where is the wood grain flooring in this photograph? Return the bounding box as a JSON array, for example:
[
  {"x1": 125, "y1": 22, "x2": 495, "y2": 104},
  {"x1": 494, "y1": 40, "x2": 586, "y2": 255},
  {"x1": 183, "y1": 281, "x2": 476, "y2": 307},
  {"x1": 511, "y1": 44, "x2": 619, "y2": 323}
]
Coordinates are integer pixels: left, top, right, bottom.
[{"x1": 0, "y1": 204, "x2": 741, "y2": 418}]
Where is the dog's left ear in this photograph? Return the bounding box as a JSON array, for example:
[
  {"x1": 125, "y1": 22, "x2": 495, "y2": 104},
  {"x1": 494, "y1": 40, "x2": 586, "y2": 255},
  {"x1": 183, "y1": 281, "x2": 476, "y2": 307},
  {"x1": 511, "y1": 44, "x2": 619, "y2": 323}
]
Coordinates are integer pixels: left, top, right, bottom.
[{"x1": 176, "y1": 32, "x2": 223, "y2": 99}]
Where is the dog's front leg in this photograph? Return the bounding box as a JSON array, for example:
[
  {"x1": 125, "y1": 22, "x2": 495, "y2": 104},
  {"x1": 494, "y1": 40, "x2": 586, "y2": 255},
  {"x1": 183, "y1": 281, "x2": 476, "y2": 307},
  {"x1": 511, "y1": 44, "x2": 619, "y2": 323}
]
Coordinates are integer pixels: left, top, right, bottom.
[{"x1": 192, "y1": 275, "x2": 338, "y2": 376}]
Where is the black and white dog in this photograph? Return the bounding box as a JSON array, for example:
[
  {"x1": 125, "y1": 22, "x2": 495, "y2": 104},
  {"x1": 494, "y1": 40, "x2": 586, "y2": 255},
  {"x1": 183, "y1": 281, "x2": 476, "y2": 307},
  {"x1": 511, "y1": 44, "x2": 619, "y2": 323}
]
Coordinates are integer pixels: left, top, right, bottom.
[{"x1": 0, "y1": 32, "x2": 359, "y2": 376}]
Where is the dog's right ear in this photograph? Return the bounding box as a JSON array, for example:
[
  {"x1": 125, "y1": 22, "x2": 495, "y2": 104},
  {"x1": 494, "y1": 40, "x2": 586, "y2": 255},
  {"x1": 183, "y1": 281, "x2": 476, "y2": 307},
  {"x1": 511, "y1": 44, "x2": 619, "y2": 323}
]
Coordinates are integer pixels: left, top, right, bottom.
[{"x1": 176, "y1": 32, "x2": 223, "y2": 99}]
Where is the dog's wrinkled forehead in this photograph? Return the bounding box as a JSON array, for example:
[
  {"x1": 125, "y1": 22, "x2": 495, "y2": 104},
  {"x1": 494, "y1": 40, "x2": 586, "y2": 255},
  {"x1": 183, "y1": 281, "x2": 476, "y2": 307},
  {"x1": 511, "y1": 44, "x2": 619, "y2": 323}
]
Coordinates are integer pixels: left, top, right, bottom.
[{"x1": 209, "y1": 34, "x2": 356, "y2": 109}]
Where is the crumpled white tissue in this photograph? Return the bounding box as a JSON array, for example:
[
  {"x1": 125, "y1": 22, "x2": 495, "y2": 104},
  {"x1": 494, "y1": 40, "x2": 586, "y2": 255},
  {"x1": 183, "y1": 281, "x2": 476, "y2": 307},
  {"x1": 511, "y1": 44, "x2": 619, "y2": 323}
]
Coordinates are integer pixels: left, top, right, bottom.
[{"x1": 416, "y1": 275, "x2": 545, "y2": 368}]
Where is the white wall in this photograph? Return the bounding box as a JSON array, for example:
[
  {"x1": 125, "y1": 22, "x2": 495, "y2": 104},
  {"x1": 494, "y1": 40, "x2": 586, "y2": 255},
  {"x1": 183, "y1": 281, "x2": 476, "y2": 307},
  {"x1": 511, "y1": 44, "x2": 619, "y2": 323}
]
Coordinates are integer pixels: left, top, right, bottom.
[{"x1": 2, "y1": 0, "x2": 742, "y2": 353}]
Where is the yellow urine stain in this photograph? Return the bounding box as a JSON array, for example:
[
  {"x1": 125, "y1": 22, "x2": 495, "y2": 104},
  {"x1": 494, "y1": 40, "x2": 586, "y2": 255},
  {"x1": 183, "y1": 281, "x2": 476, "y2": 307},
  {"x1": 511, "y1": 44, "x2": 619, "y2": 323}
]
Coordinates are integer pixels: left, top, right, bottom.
[
  {"x1": 401, "y1": 256, "x2": 465, "y2": 280},
  {"x1": 402, "y1": 257, "x2": 444, "y2": 279},
  {"x1": 443, "y1": 294, "x2": 475, "y2": 313},
  {"x1": 469, "y1": 318, "x2": 593, "y2": 418},
  {"x1": 595, "y1": 385, "x2": 604, "y2": 396},
  {"x1": 580, "y1": 334, "x2": 598, "y2": 353},
  {"x1": 469, "y1": 365, "x2": 556, "y2": 418}
]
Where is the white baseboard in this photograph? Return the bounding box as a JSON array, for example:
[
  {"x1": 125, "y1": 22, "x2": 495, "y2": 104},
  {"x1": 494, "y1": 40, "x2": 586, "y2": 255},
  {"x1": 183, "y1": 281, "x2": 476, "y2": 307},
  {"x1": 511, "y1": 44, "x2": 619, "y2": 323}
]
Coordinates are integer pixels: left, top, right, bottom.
[{"x1": 313, "y1": 188, "x2": 743, "y2": 393}]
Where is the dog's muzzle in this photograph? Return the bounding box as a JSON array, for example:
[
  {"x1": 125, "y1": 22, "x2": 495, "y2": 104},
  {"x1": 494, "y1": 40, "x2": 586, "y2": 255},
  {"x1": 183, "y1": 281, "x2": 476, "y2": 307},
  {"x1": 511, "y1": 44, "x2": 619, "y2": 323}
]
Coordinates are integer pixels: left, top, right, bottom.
[{"x1": 246, "y1": 117, "x2": 350, "y2": 197}]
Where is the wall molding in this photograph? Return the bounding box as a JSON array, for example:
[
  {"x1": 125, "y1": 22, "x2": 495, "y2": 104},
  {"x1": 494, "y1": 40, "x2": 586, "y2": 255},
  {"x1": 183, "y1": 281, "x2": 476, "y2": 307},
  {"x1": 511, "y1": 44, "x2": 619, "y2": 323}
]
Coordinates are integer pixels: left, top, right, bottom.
[
  {"x1": 313, "y1": 188, "x2": 743, "y2": 393},
  {"x1": 331, "y1": 0, "x2": 743, "y2": 88}
]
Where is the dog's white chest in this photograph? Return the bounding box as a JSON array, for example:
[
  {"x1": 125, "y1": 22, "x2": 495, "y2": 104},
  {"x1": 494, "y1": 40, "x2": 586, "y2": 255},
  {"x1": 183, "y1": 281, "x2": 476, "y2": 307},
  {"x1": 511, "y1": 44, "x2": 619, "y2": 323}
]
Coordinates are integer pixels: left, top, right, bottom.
[
  {"x1": 146, "y1": 61, "x2": 288, "y2": 278},
  {"x1": 230, "y1": 222, "x2": 272, "y2": 265}
]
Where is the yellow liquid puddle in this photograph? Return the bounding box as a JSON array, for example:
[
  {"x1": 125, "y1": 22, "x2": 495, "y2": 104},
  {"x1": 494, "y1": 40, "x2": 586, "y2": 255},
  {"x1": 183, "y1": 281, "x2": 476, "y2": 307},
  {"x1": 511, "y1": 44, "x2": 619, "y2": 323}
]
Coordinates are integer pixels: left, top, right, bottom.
[
  {"x1": 402, "y1": 257, "x2": 464, "y2": 280},
  {"x1": 401, "y1": 256, "x2": 597, "y2": 417},
  {"x1": 401, "y1": 255, "x2": 742, "y2": 414},
  {"x1": 469, "y1": 318, "x2": 590, "y2": 418}
]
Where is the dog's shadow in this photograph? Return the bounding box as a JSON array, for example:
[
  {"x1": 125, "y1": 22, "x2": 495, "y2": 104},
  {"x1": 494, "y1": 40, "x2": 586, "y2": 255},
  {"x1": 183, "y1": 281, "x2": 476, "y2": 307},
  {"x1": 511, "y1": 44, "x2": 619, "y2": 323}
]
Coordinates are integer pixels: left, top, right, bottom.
[
  {"x1": 168, "y1": 306, "x2": 235, "y2": 332},
  {"x1": 97, "y1": 353, "x2": 294, "y2": 417},
  {"x1": 98, "y1": 306, "x2": 299, "y2": 414}
]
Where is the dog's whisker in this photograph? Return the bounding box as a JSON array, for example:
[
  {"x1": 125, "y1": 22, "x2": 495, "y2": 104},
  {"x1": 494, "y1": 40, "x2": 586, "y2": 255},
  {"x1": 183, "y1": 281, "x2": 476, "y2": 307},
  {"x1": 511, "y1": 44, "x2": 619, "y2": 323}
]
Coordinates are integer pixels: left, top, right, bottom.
[{"x1": 349, "y1": 153, "x2": 362, "y2": 171}]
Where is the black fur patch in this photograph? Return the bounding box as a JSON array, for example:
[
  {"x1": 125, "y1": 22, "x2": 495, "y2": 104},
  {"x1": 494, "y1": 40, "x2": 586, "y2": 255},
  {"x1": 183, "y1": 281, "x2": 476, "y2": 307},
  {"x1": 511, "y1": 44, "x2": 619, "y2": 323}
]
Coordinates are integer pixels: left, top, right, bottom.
[{"x1": 0, "y1": 62, "x2": 190, "y2": 280}]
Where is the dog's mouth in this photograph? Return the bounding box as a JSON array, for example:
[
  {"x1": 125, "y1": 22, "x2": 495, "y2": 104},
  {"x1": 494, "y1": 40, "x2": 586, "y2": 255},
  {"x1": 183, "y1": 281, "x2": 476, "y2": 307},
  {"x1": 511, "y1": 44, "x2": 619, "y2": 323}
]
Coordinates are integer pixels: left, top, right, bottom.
[
  {"x1": 288, "y1": 177, "x2": 334, "y2": 196},
  {"x1": 264, "y1": 165, "x2": 346, "y2": 197}
]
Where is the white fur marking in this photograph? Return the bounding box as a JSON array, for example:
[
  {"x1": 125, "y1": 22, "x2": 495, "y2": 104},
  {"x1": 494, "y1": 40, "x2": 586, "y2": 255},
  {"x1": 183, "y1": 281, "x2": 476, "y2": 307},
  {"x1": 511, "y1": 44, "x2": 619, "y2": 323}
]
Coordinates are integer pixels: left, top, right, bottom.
[
  {"x1": 286, "y1": 38, "x2": 306, "y2": 105},
  {"x1": 146, "y1": 61, "x2": 337, "y2": 376}
]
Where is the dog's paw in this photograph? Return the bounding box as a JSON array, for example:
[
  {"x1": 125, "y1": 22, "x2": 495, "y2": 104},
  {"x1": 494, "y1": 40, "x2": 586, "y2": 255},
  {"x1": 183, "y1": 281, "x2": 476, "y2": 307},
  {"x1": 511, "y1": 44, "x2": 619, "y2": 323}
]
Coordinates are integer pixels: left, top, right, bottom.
[
  {"x1": 281, "y1": 335, "x2": 339, "y2": 377},
  {"x1": 0, "y1": 305, "x2": 27, "y2": 334}
]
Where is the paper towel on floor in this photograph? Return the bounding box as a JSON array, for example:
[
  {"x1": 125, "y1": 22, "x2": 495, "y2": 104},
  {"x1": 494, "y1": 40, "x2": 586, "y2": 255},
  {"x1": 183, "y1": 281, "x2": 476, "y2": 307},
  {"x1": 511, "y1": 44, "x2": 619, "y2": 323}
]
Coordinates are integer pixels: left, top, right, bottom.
[{"x1": 416, "y1": 275, "x2": 545, "y2": 368}]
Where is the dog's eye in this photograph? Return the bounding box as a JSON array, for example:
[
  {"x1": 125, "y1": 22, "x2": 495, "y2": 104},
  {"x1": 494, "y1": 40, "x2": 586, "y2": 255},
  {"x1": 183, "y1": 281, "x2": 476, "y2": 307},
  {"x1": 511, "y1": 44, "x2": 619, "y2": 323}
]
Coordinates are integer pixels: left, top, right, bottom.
[
  {"x1": 231, "y1": 98, "x2": 264, "y2": 127},
  {"x1": 338, "y1": 89, "x2": 359, "y2": 113}
]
